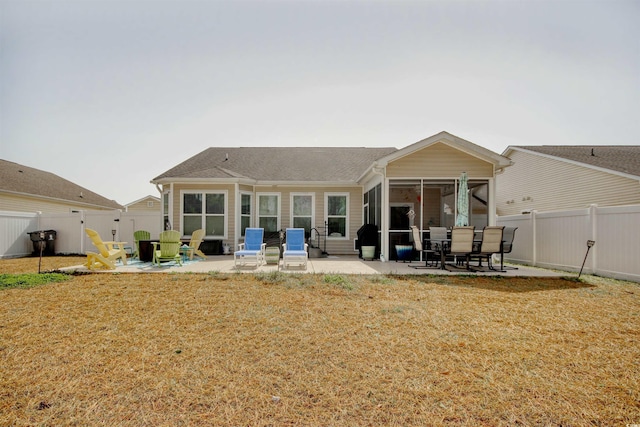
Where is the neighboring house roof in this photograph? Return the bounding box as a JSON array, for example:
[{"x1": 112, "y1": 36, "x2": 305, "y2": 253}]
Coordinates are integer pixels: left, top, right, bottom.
[
  {"x1": 152, "y1": 146, "x2": 399, "y2": 184},
  {"x1": 504, "y1": 146, "x2": 640, "y2": 179},
  {"x1": 0, "y1": 159, "x2": 123, "y2": 210},
  {"x1": 125, "y1": 195, "x2": 161, "y2": 207}
]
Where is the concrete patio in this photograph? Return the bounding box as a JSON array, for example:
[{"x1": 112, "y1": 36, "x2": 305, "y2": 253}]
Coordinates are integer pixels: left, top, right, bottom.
[{"x1": 63, "y1": 255, "x2": 568, "y2": 277}]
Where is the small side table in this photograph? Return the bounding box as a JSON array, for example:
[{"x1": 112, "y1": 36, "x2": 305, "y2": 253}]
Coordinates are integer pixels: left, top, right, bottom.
[
  {"x1": 264, "y1": 247, "x2": 280, "y2": 265},
  {"x1": 123, "y1": 246, "x2": 134, "y2": 258},
  {"x1": 180, "y1": 246, "x2": 194, "y2": 263}
]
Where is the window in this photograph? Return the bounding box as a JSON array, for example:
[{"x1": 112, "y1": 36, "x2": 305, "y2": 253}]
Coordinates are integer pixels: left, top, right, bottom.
[
  {"x1": 363, "y1": 184, "x2": 381, "y2": 227},
  {"x1": 291, "y1": 193, "x2": 314, "y2": 235},
  {"x1": 258, "y1": 193, "x2": 280, "y2": 233},
  {"x1": 326, "y1": 193, "x2": 348, "y2": 238},
  {"x1": 182, "y1": 191, "x2": 226, "y2": 237},
  {"x1": 240, "y1": 193, "x2": 252, "y2": 237}
]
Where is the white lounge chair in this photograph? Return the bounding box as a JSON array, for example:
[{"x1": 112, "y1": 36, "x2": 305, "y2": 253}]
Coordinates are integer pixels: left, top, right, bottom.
[
  {"x1": 282, "y1": 228, "x2": 308, "y2": 269},
  {"x1": 234, "y1": 228, "x2": 265, "y2": 267}
]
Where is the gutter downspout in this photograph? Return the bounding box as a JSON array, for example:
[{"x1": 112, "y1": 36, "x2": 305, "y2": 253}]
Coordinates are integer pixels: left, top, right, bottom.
[
  {"x1": 155, "y1": 182, "x2": 174, "y2": 231},
  {"x1": 235, "y1": 182, "x2": 240, "y2": 253}
]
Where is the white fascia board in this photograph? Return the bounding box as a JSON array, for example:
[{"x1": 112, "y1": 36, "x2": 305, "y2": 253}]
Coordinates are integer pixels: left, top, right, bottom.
[
  {"x1": 255, "y1": 180, "x2": 361, "y2": 188},
  {"x1": 152, "y1": 178, "x2": 361, "y2": 188},
  {"x1": 151, "y1": 177, "x2": 257, "y2": 186}
]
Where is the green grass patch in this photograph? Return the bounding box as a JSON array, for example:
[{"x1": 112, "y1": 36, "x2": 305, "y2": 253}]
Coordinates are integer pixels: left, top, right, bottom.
[
  {"x1": 0, "y1": 273, "x2": 71, "y2": 290},
  {"x1": 367, "y1": 275, "x2": 396, "y2": 285},
  {"x1": 254, "y1": 271, "x2": 288, "y2": 285},
  {"x1": 323, "y1": 274, "x2": 355, "y2": 290}
]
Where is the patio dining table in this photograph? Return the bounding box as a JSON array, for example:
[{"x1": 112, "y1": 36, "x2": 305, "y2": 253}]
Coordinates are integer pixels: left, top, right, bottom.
[
  {"x1": 431, "y1": 237, "x2": 506, "y2": 272},
  {"x1": 413, "y1": 228, "x2": 486, "y2": 271}
]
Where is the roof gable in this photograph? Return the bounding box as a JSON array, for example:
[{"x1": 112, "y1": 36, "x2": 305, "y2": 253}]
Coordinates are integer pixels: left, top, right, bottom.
[
  {"x1": 386, "y1": 141, "x2": 495, "y2": 178},
  {"x1": 505, "y1": 146, "x2": 640, "y2": 179},
  {"x1": 373, "y1": 131, "x2": 513, "y2": 170},
  {"x1": 0, "y1": 159, "x2": 123, "y2": 209}
]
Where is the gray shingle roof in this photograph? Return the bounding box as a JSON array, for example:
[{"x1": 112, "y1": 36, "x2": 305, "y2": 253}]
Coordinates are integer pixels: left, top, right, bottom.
[
  {"x1": 511, "y1": 146, "x2": 640, "y2": 178},
  {"x1": 0, "y1": 159, "x2": 123, "y2": 209},
  {"x1": 153, "y1": 147, "x2": 399, "y2": 182}
]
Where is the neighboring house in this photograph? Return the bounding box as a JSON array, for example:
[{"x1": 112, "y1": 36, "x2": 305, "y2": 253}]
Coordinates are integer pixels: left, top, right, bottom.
[
  {"x1": 125, "y1": 195, "x2": 161, "y2": 212},
  {"x1": 0, "y1": 159, "x2": 123, "y2": 213},
  {"x1": 497, "y1": 146, "x2": 640, "y2": 215},
  {"x1": 151, "y1": 131, "x2": 512, "y2": 260}
]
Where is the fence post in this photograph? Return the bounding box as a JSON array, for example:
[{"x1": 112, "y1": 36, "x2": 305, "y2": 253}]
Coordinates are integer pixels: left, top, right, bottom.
[
  {"x1": 590, "y1": 204, "x2": 598, "y2": 276},
  {"x1": 79, "y1": 210, "x2": 86, "y2": 254},
  {"x1": 531, "y1": 210, "x2": 537, "y2": 266}
]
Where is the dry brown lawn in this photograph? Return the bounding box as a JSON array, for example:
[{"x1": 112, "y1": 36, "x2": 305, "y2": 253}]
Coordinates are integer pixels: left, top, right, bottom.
[{"x1": 1, "y1": 256, "x2": 639, "y2": 426}]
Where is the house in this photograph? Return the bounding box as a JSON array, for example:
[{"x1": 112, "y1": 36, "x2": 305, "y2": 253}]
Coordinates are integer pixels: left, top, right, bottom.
[
  {"x1": 125, "y1": 195, "x2": 161, "y2": 212},
  {"x1": 497, "y1": 146, "x2": 640, "y2": 215},
  {"x1": 151, "y1": 131, "x2": 512, "y2": 260},
  {"x1": 0, "y1": 159, "x2": 123, "y2": 213}
]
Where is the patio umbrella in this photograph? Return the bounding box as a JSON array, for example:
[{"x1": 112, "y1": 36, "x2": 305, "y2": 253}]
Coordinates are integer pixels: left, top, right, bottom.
[{"x1": 455, "y1": 172, "x2": 469, "y2": 226}]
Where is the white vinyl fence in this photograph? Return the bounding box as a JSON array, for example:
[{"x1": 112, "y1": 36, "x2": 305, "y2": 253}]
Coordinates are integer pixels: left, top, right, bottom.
[
  {"x1": 0, "y1": 210, "x2": 162, "y2": 259},
  {"x1": 498, "y1": 204, "x2": 640, "y2": 282}
]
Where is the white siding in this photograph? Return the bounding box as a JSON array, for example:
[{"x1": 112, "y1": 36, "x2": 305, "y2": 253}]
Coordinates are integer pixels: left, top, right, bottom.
[
  {"x1": 126, "y1": 197, "x2": 160, "y2": 212},
  {"x1": 255, "y1": 185, "x2": 362, "y2": 255},
  {"x1": 387, "y1": 142, "x2": 494, "y2": 178},
  {"x1": 497, "y1": 150, "x2": 640, "y2": 215},
  {"x1": 161, "y1": 184, "x2": 363, "y2": 255}
]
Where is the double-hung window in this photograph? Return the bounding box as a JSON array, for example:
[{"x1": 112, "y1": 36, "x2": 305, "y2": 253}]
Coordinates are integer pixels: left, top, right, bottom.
[
  {"x1": 291, "y1": 193, "x2": 314, "y2": 235},
  {"x1": 326, "y1": 193, "x2": 348, "y2": 238},
  {"x1": 257, "y1": 193, "x2": 280, "y2": 233},
  {"x1": 182, "y1": 191, "x2": 227, "y2": 237}
]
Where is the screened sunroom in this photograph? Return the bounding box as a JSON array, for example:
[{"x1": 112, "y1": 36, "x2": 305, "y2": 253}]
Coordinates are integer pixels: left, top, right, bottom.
[{"x1": 388, "y1": 178, "x2": 490, "y2": 260}]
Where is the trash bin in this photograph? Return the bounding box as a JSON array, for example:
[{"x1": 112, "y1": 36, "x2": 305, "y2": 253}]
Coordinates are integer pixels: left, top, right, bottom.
[{"x1": 28, "y1": 230, "x2": 56, "y2": 256}]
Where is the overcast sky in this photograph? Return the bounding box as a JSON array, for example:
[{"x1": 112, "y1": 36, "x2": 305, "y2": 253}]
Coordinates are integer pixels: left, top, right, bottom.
[{"x1": 1, "y1": 0, "x2": 638, "y2": 205}]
